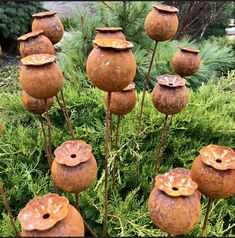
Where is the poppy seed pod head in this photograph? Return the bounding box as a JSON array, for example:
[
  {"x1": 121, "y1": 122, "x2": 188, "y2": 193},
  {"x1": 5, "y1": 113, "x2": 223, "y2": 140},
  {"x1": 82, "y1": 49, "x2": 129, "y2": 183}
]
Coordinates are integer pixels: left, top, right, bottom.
[{"x1": 148, "y1": 168, "x2": 201, "y2": 235}]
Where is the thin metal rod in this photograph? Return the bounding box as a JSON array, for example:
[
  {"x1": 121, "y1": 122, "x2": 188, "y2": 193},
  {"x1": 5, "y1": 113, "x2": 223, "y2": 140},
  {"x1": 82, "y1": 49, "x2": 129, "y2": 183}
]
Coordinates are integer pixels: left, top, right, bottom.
[
  {"x1": 112, "y1": 115, "x2": 121, "y2": 190},
  {"x1": 137, "y1": 41, "x2": 158, "y2": 138},
  {"x1": 109, "y1": 112, "x2": 113, "y2": 150},
  {"x1": 0, "y1": 184, "x2": 19, "y2": 236},
  {"x1": 201, "y1": 198, "x2": 213, "y2": 237},
  {"x1": 103, "y1": 92, "x2": 111, "y2": 237}
]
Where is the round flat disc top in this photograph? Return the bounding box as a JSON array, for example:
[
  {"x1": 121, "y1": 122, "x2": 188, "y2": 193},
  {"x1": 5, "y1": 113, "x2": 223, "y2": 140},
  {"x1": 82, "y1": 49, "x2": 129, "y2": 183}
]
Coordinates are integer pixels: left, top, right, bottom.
[
  {"x1": 122, "y1": 82, "x2": 135, "y2": 91},
  {"x1": 17, "y1": 30, "x2": 43, "y2": 41},
  {"x1": 179, "y1": 46, "x2": 200, "y2": 53},
  {"x1": 153, "y1": 3, "x2": 179, "y2": 13},
  {"x1": 200, "y1": 144, "x2": 235, "y2": 170},
  {"x1": 93, "y1": 38, "x2": 133, "y2": 50},
  {"x1": 157, "y1": 74, "x2": 186, "y2": 87},
  {"x1": 21, "y1": 54, "x2": 56, "y2": 66},
  {"x1": 32, "y1": 11, "x2": 57, "y2": 18},
  {"x1": 95, "y1": 27, "x2": 123, "y2": 32}
]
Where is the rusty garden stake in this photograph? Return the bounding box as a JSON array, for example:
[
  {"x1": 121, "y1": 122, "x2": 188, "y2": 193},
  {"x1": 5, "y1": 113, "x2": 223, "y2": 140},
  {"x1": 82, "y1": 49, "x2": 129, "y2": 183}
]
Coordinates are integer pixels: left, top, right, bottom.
[
  {"x1": 201, "y1": 198, "x2": 213, "y2": 237},
  {"x1": 109, "y1": 112, "x2": 113, "y2": 150}
]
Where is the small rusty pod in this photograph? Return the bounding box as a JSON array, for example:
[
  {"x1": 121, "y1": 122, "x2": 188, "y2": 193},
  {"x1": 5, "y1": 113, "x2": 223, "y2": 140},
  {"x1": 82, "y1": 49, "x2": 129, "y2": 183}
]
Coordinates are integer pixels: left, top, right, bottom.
[
  {"x1": 94, "y1": 27, "x2": 126, "y2": 41},
  {"x1": 32, "y1": 11, "x2": 64, "y2": 44},
  {"x1": 145, "y1": 3, "x2": 179, "y2": 42},
  {"x1": 152, "y1": 74, "x2": 189, "y2": 115},
  {"x1": 17, "y1": 30, "x2": 55, "y2": 57},
  {"x1": 20, "y1": 54, "x2": 64, "y2": 99},
  {"x1": 86, "y1": 38, "x2": 136, "y2": 92},
  {"x1": 148, "y1": 168, "x2": 201, "y2": 235},
  {"x1": 51, "y1": 140, "x2": 98, "y2": 193},
  {"x1": 19, "y1": 193, "x2": 84, "y2": 237},
  {"x1": 22, "y1": 91, "x2": 54, "y2": 114},
  {"x1": 191, "y1": 144, "x2": 235, "y2": 199},
  {"x1": 104, "y1": 83, "x2": 137, "y2": 116},
  {"x1": 172, "y1": 46, "x2": 201, "y2": 77}
]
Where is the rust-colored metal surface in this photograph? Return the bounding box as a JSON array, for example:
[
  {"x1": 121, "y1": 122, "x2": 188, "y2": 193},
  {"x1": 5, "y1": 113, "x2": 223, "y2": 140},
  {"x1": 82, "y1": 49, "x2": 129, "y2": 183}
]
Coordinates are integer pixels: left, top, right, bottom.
[
  {"x1": 152, "y1": 75, "x2": 189, "y2": 115},
  {"x1": 191, "y1": 145, "x2": 235, "y2": 199},
  {"x1": 20, "y1": 54, "x2": 64, "y2": 99},
  {"x1": 104, "y1": 83, "x2": 137, "y2": 116},
  {"x1": 172, "y1": 46, "x2": 201, "y2": 77},
  {"x1": 0, "y1": 121, "x2": 2, "y2": 135},
  {"x1": 22, "y1": 91, "x2": 54, "y2": 115},
  {"x1": 148, "y1": 168, "x2": 201, "y2": 235},
  {"x1": 19, "y1": 193, "x2": 84, "y2": 237},
  {"x1": 18, "y1": 31, "x2": 55, "y2": 57},
  {"x1": 86, "y1": 38, "x2": 136, "y2": 92},
  {"x1": 32, "y1": 11, "x2": 64, "y2": 44},
  {"x1": 94, "y1": 27, "x2": 126, "y2": 43},
  {"x1": 51, "y1": 140, "x2": 97, "y2": 193},
  {"x1": 145, "y1": 3, "x2": 179, "y2": 42}
]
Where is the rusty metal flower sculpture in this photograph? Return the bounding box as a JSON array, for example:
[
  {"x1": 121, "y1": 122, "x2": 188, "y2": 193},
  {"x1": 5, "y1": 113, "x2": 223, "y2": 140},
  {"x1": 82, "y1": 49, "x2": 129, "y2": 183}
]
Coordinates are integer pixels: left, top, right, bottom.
[
  {"x1": 19, "y1": 193, "x2": 84, "y2": 236},
  {"x1": 148, "y1": 168, "x2": 201, "y2": 235},
  {"x1": 94, "y1": 27, "x2": 126, "y2": 43}
]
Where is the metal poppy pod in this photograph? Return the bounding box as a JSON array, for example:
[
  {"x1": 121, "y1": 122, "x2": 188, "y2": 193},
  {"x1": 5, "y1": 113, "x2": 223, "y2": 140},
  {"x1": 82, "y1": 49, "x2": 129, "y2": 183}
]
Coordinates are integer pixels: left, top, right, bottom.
[
  {"x1": 20, "y1": 54, "x2": 64, "y2": 99},
  {"x1": 145, "y1": 3, "x2": 179, "y2": 42},
  {"x1": 19, "y1": 193, "x2": 84, "y2": 237},
  {"x1": 191, "y1": 145, "x2": 235, "y2": 199},
  {"x1": 104, "y1": 82, "x2": 137, "y2": 116},
  {"x1": 148, "y1": 168, "x2": 201, "y2": 235},
  {"x1": 32, "y1": 11, "x2": 64, "y2": 44},
  {"x1": 51, "y1": 140, "x2": 98, "y2": 193},
  {"x1": 86, "y1": 38, "x2": 136, "y2": 92},
  {"x1": 172, "y1": 46, "x2": 201, "y2": 77},
  {"x1": 152, "y1": 74, "x2": 189, "y2": 115},
  {"x1": 94, "y1": 27, "x2": 126, "y2": 41},
  {"x1": 17, "y1": 30, "x2": 55, "y2": 57},
  {"x1": 22, "y1": 91, "x2": 54, "y2": 115}
]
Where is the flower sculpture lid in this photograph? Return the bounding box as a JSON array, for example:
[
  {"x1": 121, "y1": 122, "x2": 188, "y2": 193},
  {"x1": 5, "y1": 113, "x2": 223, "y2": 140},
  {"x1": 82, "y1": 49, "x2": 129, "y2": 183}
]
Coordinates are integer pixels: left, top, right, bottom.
[
  {"x1": 21, "y1": 54, "x2": 56, "y2": 66},
  {"x1": 17, "y1": 30, "x2": 43, "y2": 41},
  {"x1": 157, "y1": 74, "x2": 186, "y2": 88},
  {"x1": 153, "y1": 3, "x2": 179, "y2": 13},
  {"x1": 122, "y1": 82, "x2": 135, "y2": 92},
  {"x1": 199, "y1": 144, "x2": 235, "y2": 171},
  {"x1": 95, "y1": 27, "x2": 123, "y2": 32},
  {"x1": 18, "y1": 193, "x2": 69, "y2": 231},
  {"x1": 93, "y1": 38, "x2": 133, "y2": 50},
  {"x1": 54, "y1": 140, "x2": 93, "y2": 167},
  {"x1": 32, "y1": 11, "x2": 57, "y2": 18},
  {"x1": 155, "y1": 168, "x2": 198, "y2": 197},
  {"x1": 179, "y1": 46, "x2": 200, "y2": 54}
]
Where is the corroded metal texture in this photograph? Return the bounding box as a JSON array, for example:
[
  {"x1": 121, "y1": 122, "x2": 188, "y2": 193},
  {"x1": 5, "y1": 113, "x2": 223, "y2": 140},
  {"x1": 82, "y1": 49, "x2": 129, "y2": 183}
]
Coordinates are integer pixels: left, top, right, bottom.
[
  {"x1": 191, "y1": 145, "x2": 235, "y2": 199},
  {"x1": 148, "y1": 168, "x2": 201, "y2": 235},
  {"x1": 51, "y1": 140, "x2": 98, "y2": 193},
  {"x1": 86, "y1": 38, "x2": 136, "y2": 92},
  {"x1": 172, "y1": 46, "x2": 201, "y2": 77},
  {"x1": 104, "y1": 83, "x2": 137, "y2": 116},
  {"x1": 32, "y1": 11, "x2": 64, "y2": 44},
  {"x1": 22, "y1": 91, "x2": 54, "y2": 115},
  {"x1": 145, "y1": 3, "x2": 179, "y2": 42},
  {"x1": 20, "y1": 54, "x2": 64, "y2": 99},
  {"x1": 94, "y1": 27, "x2": 126, "y2": 42},
  {"x1": 17, "y1": 31, "x2": 55, "y2": 57},
  {"x1": 152, "y1": 75, "x2": 189, "y2": 115}
]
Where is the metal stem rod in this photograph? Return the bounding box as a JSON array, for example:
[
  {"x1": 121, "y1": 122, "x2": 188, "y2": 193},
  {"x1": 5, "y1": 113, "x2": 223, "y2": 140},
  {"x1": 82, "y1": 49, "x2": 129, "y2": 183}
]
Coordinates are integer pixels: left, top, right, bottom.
[{"x1": 201, "y1": 198, "x2": 213, "y2": 237}]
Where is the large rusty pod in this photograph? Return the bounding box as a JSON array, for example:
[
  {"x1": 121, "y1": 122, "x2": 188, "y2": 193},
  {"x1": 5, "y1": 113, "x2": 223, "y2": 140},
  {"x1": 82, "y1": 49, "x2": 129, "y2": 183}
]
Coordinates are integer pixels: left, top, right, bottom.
[
  {"x1": 17, "y1": 30, "x2": 55, "y2": 57},
  {"x1": 51, "y1": 140, "x2": 98, "y2": 193},
  {"x1": 191, "y1": 144, "x2": 235, "y2": 199},
  {"x1": 32, "y1": 11, "x2": 64, "y2": 44},
  {"x1": 148, "y1": 168, "x2": 201, "y2": 235},
  {"x1": 94, "y1": 27, "x2": 126, "y2": 41},
  {"x1": 22, "y1": 91, "x2": 54, "y2": 115},
  {"x1": 145, "y1": 3, "x2": 179, "y2": 42},
  {"x1": 86, "y1": 38, "x2": 136, "y2": 92},
  {"x1": 104, "y1": 82, "x2": 137, "y2": 116},
  {"x1": 20, "y1": 54, "x2": 64, "y2": 99},
  {"x1": 152, "y1": 74, "x2": 189, "y2": 115},
  {"x1": 19, "y1": 193, "x2": 84, "y2": 237},
  {"x1": 172, "y1": 46, "x2": 201, "y2": 77}
]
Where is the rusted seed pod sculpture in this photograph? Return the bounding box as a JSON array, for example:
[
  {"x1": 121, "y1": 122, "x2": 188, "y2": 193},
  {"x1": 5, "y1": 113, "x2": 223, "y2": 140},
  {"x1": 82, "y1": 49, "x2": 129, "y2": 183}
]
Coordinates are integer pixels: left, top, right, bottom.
[
  {"x1": 32, "y1": 11, "x2": 64, "y2": 44},
  {"x1": 94, "y1": 27, "x2": 126, "y2": 41},
  {"x1": 172, "y1": 46, "x2": 201, "y2": 77},
  {"x1": 17, "y1": 30, "x2": 55, "y2": 57},
  {"x1": 191, "y1": 145, "x2": 235, "y2": 236},
  {"x1": 148, "y1": 168, "x2": 201, "y2": 235},
  {"x1": 18, "y1": 193, "x2": 84, "y2": 237},
  {"x1": 20, "y1": 54, "x2": 64, "y2": 99}
]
